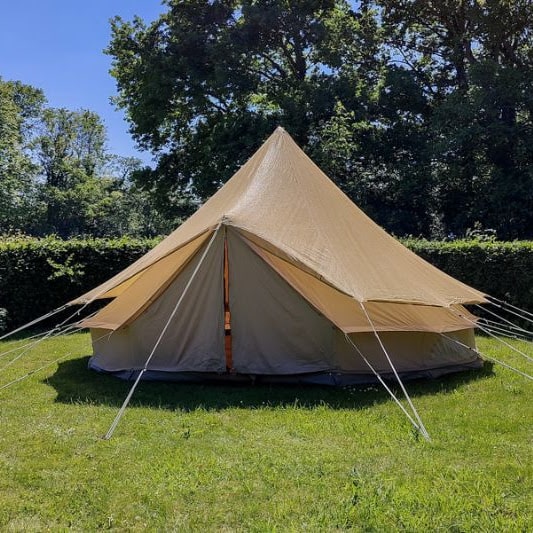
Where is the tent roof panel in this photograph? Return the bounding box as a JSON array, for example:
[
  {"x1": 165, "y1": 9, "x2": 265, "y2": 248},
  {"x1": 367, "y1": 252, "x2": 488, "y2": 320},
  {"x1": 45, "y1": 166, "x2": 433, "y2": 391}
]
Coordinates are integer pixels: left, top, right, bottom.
[{"x1": 71, "y1": 127, "x2": 486, "y2": 308}]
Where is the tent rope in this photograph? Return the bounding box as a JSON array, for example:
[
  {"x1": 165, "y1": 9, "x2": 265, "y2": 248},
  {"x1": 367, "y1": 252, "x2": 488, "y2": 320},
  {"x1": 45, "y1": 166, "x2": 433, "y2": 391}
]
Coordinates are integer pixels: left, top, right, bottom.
[
  {"x1": 0, "y1": 330, "x2": 62, "y2": 360},
  {"x1": 0, "y1": 315, "x2": 92, "y2": 361},
  {"x1": 0, "y1": 320, "x2": 91, "y2": 373},
  {"x1": 479, "y1": 319, "x2": 532, "y2": 341},
  {"x1": 480, "y1": 317, "x2": 532, "y2": 337},
  {"x1": 485, "y1": 301, "x2": 533, "y2": 327},
  {"x1": 475, "y1": 304, "x2": 533, "y2": 335},
  {"x1": 487, "y1": 296, "x2": 533, "y2": 321},
  {"x1": 0, "y1": 304, "x2": 69, "y2": 341},
  {"x1": 0, "y1": 327, "x2": 64, "y2": 357},
  {"x1": 450, "y1": 308, "x2": 533, "y2": 363},
  {"x1": 359, "y1": 302, "x2": 431, "y2": 441},
  {"x1": 0, "y1": 320, "x2": 112, "y2": 394},
  {"x1": 479, "y1": 322, "x2": 532, "y2": 342},
  {"x1": 0, "y1": 256, "x2": 118, "y2": 343},
  {"x1": 103, "y1": 224, "x2": 223, "y2": 440},
  {"x1": 0, "y1": 309, "x2": 99, "y2": 372},
  {"x1": 343, "y1": 334, "x2": 423, "y2": 432},
  {"x1": 0, "y1": 299, "x2": 95, "y2": 361},
  {"x1": 0, "y1": 353, "x2": 72, "y2": 392},
  {"x1": 440, "y1": 333, "x2": 533, "y2": 381}
]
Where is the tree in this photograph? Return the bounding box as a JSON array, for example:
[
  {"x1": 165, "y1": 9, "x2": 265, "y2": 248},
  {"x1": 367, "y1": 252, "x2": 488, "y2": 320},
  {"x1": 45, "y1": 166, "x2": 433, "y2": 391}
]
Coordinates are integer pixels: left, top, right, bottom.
[
  {"x1": 29, "y1": 108, "x2": 171, "y2": 238},
  {"x1": 31, "y1": 108, "x2": 108, "y2": 235},
  {"x1": 376, "y1": 0, "x2": 533, "y2": 238},
  {"x1": 107, "y1": 0, "x2": 386, "y2": 212},
  {"x1": 0, "y1": 79, "x2": 45, "y2": 233},
  {"x1": 0, "y1": 76, "x2": 171, "y2": 239}
]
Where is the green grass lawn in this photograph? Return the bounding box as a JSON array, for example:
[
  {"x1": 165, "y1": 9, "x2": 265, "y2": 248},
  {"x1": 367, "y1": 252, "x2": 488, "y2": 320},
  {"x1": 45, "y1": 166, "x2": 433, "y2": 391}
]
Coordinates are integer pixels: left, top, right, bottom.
[{"x1": 0, "y1": 333, "x2": 531, "y2": 531}]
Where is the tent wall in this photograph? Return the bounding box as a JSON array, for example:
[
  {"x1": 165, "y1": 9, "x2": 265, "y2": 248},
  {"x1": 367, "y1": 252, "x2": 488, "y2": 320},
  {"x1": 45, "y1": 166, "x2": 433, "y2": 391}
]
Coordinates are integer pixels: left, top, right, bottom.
[
  {"x1": 80, "y1": 231, "x2": 211, "y2": 330},
  {"x1": 74, "y1": 128, "x2": 487, "y2": 308},
  {"x1": 89, "y1": 230, "x2": 225, "y2": 373},
  {"x1": 243, "y1": 233, "x2": 476, "y2": 334},
  {"x1": 227, "y1": 227, "x2": 479, "y2": 375},
  {"x1": 334, "y1": 328, "x2": 479, "y2": 374},
  {"x1": 228, "y1": 227, "x2": 336, "y2": 374},
  {"x1": 88, "y1": 225, "x2": 480, "y2": 379}
]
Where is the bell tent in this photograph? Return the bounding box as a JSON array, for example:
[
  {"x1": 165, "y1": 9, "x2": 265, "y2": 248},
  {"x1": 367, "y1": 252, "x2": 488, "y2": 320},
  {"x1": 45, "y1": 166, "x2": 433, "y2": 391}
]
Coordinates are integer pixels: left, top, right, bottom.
[{"x1": 69, "y1": 127, "x2": 486, "y2": 385}]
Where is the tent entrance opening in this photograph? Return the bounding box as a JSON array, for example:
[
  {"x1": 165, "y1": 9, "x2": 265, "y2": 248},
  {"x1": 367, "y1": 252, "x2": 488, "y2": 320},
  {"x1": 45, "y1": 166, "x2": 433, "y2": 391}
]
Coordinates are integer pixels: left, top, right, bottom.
[{"x1": 224, "y1": 235, "x2": 233, "y2": 371}]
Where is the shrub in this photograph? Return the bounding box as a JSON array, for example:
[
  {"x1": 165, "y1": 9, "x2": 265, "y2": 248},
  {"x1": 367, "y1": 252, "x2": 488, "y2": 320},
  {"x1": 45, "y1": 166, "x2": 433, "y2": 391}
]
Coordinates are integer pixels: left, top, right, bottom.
[
  {"x1": 405, "y1": 239, "x2": 533, "y2": 316},
  {"x1": 0, "y1": 236, "x2": 159, "y2": 329},
  {"x1": 0, "y1": 308, "x2": 7, "y2": 333}
]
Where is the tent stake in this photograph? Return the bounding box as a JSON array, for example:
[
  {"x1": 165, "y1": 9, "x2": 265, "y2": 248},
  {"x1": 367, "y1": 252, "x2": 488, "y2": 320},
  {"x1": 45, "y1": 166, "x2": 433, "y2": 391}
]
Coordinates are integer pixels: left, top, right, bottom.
[
  {"x1": 359, "y1": 302, "x2": 431, "y2": 441},
  {"x1": 103, "y1": 224, "x2": 223, "y2": 440},
  {"x1": 343, "y1": 334, "x2": 424, "y2": 433}
]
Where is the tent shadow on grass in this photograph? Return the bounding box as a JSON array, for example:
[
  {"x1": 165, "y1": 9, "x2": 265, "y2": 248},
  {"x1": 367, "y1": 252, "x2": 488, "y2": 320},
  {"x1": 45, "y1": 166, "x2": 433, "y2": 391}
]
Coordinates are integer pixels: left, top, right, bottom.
[{"x1": 44, "y1": 355, "x2": 495, "y2": 412}]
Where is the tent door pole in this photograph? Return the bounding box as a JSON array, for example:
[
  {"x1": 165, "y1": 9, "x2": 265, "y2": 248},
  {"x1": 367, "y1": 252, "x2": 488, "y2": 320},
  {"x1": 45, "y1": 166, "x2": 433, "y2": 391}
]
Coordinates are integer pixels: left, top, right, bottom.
[{"x1": 224, "y1": 227, "x2": 233, "y2": 372}]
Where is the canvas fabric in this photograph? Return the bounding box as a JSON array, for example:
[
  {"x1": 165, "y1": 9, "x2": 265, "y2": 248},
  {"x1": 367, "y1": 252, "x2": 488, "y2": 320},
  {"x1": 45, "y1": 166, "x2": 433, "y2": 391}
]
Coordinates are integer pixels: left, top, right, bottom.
[
  {"x1": 79, "y1": 231, "x2": 210, "y2": 330},
  {"x1": 71, "y1": 127, "x2": 486, "y2": 308},
  {"x1": 241, "y1": 232, "x2": 476, "y2": 333},
  {"x1": 88, "y1": 230, "x2": 225, "y2": 373},
  {"x1": 76, "y1": 127, "x2": 485, "y2": 378},
  {"x1": 89, "y1": 227, "x2": 478, "y2": 376}
]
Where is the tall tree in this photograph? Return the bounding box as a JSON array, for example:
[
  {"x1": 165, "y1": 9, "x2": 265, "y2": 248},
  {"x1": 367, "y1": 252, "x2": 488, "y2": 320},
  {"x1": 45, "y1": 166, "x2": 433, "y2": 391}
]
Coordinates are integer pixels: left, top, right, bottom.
[
  {"x1": 377, "y1": 0, "x2": 533, "y2": 238},
  {"x1": 32, "y1": 108, "x2": 109, "y2": 235},
  {"x1": 0, "y1": 79, "x2": 44, "y2": 233},
  {"x1": 107, "y1": 0, "x2": 385, "y2": 211},
  {"x1": 32, "y1": 109, "x2": 167, "y2": 237},
  {"x1": 106, "y1": 0, "x2": 532, "y2": 238}
]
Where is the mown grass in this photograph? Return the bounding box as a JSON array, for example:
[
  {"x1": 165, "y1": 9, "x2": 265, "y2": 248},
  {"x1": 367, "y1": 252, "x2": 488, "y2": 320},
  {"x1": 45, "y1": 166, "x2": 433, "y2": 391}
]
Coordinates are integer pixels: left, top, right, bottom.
[{"x1": 0, "y1": 333, "x2": 531, "y2": 531}]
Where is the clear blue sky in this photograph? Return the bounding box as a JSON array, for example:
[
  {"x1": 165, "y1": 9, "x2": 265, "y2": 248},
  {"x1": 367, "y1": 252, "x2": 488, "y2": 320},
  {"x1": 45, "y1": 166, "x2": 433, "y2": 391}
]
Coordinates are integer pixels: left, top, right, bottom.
[{"x1": 0, "y1": 1, "x2": 165, "y2": 163}]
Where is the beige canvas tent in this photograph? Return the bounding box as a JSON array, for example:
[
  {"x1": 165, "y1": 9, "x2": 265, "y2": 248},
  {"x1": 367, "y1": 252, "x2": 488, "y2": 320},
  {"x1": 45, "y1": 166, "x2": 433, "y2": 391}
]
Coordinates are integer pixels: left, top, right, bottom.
[{"x1": 73, "y1": 127, "x2": 486, "y2": 385}]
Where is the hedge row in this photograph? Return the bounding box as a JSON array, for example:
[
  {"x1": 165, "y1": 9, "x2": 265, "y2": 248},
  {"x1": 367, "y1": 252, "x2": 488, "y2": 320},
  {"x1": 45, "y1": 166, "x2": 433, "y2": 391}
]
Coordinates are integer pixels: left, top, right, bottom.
[
  {"x1": 0, "y1": 236, "x2": 159, "y2": 330},
  {"x1": 405, "y1": 239, "x2": 533, "y2": 315},
  {"x1": 0, "y1": 236, "x2": 532, "y2": 330}
]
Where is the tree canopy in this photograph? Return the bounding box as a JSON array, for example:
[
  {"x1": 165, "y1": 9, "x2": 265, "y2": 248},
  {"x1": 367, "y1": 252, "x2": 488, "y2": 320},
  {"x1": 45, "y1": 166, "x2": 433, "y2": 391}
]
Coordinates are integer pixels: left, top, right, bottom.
[
  {"x1": 1, "y1": 1, "x2": 531, "y2": 240},
  {"x1": 107, "y1": 0, "x2": 533, "y2": 239},
  {"x1": 0, "y1": 78, "x2": 172, "y2": 238}
]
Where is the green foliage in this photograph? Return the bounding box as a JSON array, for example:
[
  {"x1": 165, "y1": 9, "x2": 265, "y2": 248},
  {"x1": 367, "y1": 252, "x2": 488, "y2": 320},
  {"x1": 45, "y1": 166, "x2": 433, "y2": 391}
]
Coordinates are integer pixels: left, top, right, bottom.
[
  {"x1": 404, "y1": 238, "x2": 533, "y2": 314},
  {"x1": 0, "y1": 308, "x2": 7, "y2": 333},
  {"x1": 0, "y1": 93, "x2": 172, "y2": 239},
  {"x1": 0, "y1": 333, "x2": 531, "y2": 530},
  {"x1": 107, "y1": 1, "x2": 384, "y2": 206},
  {"x1": 46, "y1": 254, "x2": 85, "y2": 283},
  {"x1": 35, "y1": 108, "x2": 107, "y2": 187},
  {"x1": 376, "y1": 0, "x2": 533, "y2": 238},
  {"x1": 28, "y1": 108, "x2": 173, "y2": 238},
  {"x1": 0, "y1": 236, "x2": 531, "y2": 330},
  {"x1": 0, "y1": 78, "x2": 45, "y2": 232},
  {"x1": 0, "y1": 236, "x2": 159, "y2": 329},
  {"x1": 3, "y1": 2, "x2": 532, "y2": 240},
  {"x1": 107, "y1": 0, "x2": 533, "y2": 239}
]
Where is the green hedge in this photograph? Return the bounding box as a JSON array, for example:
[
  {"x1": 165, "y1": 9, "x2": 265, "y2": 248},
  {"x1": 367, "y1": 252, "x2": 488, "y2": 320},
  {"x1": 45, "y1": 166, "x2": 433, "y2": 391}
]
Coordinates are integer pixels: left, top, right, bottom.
[
  {"x1": 0, "y1": 236, "x2": 159, "y2": 330},
  {"x1": 404, "y1": 239, "x2": 533, "y2": 316},
  {"x1": 0, "y1": 236, "x2": 532, "y2": 330}
]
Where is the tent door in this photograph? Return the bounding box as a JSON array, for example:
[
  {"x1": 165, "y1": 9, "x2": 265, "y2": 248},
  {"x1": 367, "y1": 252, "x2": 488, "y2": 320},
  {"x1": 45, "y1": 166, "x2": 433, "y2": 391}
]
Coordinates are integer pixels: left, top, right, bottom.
[{"x1": 224, "y1": 232, "x2": 233, "y2": 371}]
